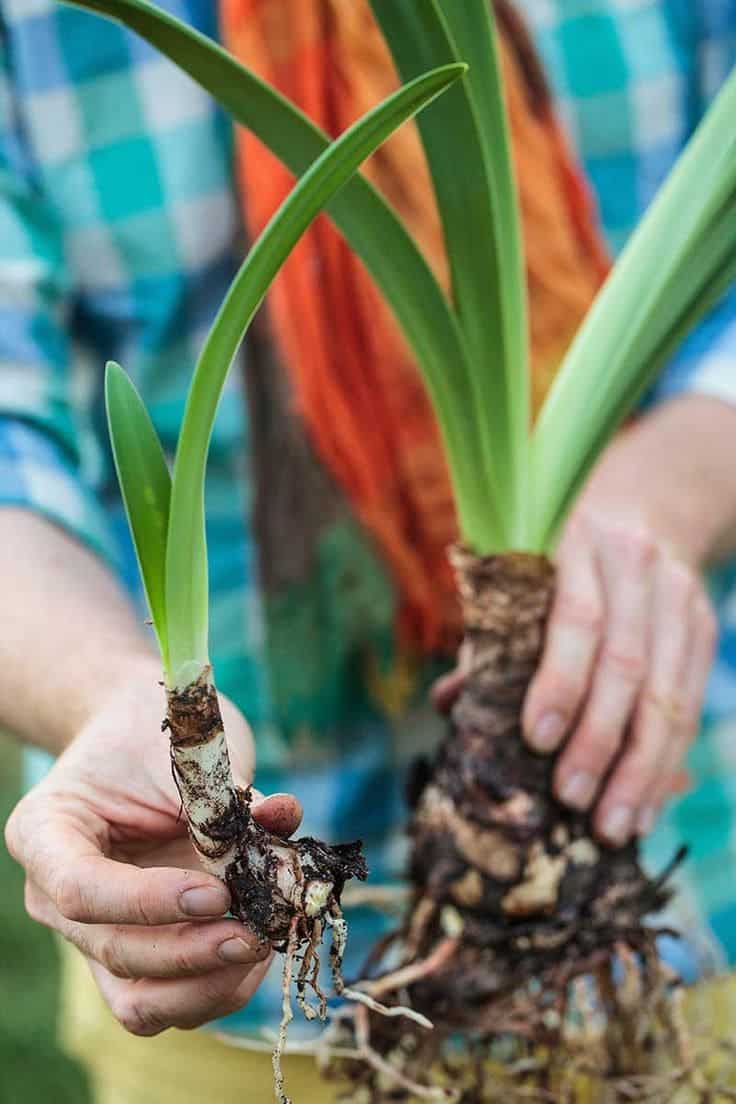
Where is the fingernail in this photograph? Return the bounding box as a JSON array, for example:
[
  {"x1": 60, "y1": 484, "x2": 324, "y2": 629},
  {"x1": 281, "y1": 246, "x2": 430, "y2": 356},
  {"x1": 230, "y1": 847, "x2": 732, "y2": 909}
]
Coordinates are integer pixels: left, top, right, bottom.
[
  {"x1": 637, "y1": 806, "x2": 657, "y2": 837},
  {"x1": 530, "y1": 712, "x2": 566, "y2": 753},
  {"x1": 218, "y1": 937, "x2": 263, "y2": 964},
  {"x1": 601, "y1": 805, "x2": 634, "y2": 846},
  {"x1": 252, "y1": 791, "x2": 288, "y2": 807},
  {"x1": 559, "y1": 771, "x2": 597, "y2": 810},
  {"x1": 180, "y1": 886, "x2": 229, "y2": 917}
]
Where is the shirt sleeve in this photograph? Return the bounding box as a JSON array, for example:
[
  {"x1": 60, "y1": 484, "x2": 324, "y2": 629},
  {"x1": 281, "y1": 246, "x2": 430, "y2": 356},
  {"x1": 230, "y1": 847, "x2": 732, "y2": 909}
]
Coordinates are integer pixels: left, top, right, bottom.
[{"x1": 0, "y1": 29, "x2": 118, "y2": 567}]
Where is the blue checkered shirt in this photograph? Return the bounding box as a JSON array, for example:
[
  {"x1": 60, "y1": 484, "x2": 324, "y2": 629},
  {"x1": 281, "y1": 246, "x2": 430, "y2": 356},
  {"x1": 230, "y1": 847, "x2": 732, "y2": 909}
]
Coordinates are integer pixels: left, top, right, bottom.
[{"x1": 2, "y1": 0, "x2": 736, "y2": 1035}]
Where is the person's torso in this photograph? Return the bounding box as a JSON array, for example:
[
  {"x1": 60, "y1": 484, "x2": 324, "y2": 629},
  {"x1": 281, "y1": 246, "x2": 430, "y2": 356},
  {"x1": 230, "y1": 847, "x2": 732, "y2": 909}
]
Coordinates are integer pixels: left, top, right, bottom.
[{"x1": 6, "y1": 0, "x2": 736, "y2": 1014}]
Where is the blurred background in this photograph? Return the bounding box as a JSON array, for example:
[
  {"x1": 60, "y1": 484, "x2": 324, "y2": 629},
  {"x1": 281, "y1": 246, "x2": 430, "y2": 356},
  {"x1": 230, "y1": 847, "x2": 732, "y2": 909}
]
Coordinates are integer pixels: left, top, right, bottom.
[{"x1": 0, "y1": 734, "x2": 89, "y2": 1104}]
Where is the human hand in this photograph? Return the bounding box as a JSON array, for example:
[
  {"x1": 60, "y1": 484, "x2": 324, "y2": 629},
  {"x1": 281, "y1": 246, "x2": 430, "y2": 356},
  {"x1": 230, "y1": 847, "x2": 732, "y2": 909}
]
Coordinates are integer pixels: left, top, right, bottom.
[
  {"x1": 523, "y1": 489, "x2": 716, "y2": 847},
  {"x1": 4, "y1": 657, "x2": 302, "y2": 1036}
]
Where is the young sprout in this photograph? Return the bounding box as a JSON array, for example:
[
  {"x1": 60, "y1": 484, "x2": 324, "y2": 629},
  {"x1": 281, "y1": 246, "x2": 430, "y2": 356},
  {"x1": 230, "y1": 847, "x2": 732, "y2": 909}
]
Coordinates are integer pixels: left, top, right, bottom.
[{"x1": 103, "y1": 55, "x2": 465, "y2": 1104}]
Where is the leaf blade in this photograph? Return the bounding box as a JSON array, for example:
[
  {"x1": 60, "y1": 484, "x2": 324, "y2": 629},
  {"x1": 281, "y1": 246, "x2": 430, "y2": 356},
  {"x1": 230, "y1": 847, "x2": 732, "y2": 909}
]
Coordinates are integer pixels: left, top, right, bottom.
[
  {"x1": 532, "y1": 67, "x2": 736, "y2": 550},
  {"x1": 104, "y1": 361, "x2": 172, "y2": 669},
  {"x1": 164, "y1": 64, "x2": 467, "y2": 686},
  {"x1": 369, "y1": 0, "x2": 529, "y2": 547},
  {"x1": 67, "y1": 0, "x2": 495, "y2": 550}
]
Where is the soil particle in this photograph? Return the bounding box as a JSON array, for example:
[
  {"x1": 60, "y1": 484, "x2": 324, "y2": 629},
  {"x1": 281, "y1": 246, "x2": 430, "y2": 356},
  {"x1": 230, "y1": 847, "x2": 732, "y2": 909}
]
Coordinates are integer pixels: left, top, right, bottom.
[{"x1": 165, "y1": 669, "x2": 224, "y2": 748}]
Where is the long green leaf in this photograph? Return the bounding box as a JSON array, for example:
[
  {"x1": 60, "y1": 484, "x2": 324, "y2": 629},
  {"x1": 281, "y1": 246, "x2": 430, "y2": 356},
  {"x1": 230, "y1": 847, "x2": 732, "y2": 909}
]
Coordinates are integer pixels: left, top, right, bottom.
[
  {"x1": 433, "y1": 0, "x2": 529, "y2": 544},
  {"x1": 105, "y1": 361, "x2": 172, "y2": 668},
  {"x1": 64, "y1": 0, "x2": 491, "y2": 546},
  {"x1": 370, "y1": 0, "x2": 529, "y2": 548},
  {"x1": 163, "y1": 64, "x2": 466, "y2": 688},
  {"x1": 532, "y1": 66, "x2": 736, "y2": 550}
]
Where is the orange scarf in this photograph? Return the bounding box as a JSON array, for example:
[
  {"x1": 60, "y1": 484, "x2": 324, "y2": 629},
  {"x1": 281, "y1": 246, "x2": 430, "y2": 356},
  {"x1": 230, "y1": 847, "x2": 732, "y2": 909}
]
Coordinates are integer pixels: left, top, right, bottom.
[{"x1": 220, "y1": 0, "x2": 609, "y2": 654}]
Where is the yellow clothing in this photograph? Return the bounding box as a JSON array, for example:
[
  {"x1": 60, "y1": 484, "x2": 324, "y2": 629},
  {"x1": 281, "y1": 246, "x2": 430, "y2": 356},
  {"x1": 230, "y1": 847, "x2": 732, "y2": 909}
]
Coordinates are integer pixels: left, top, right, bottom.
[
  {"x1": 59, "y1": 943, "x2": 341, "y2": 1104},
  {"x1": 60, "y1": 940, "x2": 736, "y2": 1104}
]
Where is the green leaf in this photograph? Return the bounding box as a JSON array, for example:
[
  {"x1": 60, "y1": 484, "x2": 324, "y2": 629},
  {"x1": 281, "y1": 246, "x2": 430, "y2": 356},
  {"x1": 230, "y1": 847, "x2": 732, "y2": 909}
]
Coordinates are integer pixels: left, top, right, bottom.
[
  {"x1": 104, "y1": 361, "x2": 172, "y2": 668},
  {"x1": 532, "y1": 66, "x2": 736, "y2": 550},
  {"x1": 64, "y1": 0, "x2": 487, "y2": 539},
  {"x1": 369, "y1": 0, "x2": 529, "y2": 549},
  {"x1": 163, "y1": 63, "x2": 466, "y2": 688}
]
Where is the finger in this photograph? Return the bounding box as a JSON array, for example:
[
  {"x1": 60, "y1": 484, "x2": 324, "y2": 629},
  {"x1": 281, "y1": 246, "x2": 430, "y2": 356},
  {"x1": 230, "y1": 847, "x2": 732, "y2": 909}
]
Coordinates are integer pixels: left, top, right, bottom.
[
  {"x1": 430, "y1": 668, "x2": 466, "y2": 714},
  {"x1": 251, "y1": 792, "x2": 303, "y2": 840},
  {"x1": 523, "y1": 519, "x2": 603, "y2": 753},
  {"x1": 6, "y1": 803, "x2": 230, "y2": 926},
  {"x1": 593, "y1": 557, "x2": 695, "y2": 844},
  {"x1": 24, "y1": 882, "x2": 269, "y2": 979},
  {"x1": 641, "y1": 595, "x2": 718, "y2": 830},
  {"x1": 555, "y1": 524, "x2": 655, "y2": 814},
  {"x1": 91, "y1": 953, "x2": 272, "y2": 1035}
]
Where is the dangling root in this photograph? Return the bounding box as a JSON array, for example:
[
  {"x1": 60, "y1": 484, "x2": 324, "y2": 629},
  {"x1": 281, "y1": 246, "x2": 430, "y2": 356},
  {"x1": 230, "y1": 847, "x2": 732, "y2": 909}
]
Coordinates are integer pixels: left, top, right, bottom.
[
  {"x1": 320, "y1": 551, "x2": 736, "y2": 1101},
  {"x1": 322, "y1": 917, "x2": 736, "y2": 1103},
  {"x1": 296, "y1": 918, "x2": 327, "y2": 1022},
  {"x1": 273, "y1": 917, "x2": 300, "y2": 1104},
  {"x1": 326, "y1": 906, "x2": 434, "y2": 1030},
  {"x1": 353, "y1": 936, "x2": 459, "y2": 1002},
  {"x1": 352, "y1": 1006, "x2": 459, "y2": 1103}
]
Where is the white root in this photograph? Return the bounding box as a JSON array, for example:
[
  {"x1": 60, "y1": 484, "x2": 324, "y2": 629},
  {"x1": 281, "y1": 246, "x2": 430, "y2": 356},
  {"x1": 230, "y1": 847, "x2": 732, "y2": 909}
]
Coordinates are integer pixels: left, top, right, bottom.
[
  {"x1": 326, "y1": 904, "x2": 436, "y2": 1030},
  {"x1": 341, "y1": 884, "x2": 411, "y2": 912},
  {"x1": 353, "y1": 1006, "x2": 459, "y2": 1102},
  {"x1": 341, "y1": 986, "x2": 434, "y2": 1031},
  {"x1": 308, "y1": 925, "x2": 328, "y2": 1021},
  {"x1": 295, "y1": 919, "x2": 328, "y2": 1022},
  {"x1": 326, "y1": 903, "x2": 348, "y2": 994},
  {"x1": 295, "y1": 942, "x2": 318, "y2": 1022},
  {"x1": 357, "y1": 936, "x2": 459, "y2": 1002},
  {"x1": 405, "y1": 896, "x2": 437, "y2": 957},
  {"x1": 273, "y1": 916, "x2": 300, "y2": 1104}
]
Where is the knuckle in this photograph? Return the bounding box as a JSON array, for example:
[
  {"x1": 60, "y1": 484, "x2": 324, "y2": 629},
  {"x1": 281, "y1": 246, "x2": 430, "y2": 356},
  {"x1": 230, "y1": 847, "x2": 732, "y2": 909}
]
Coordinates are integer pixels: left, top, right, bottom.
[
  {"x1": 571, "y1": 504, "x2": 600, "y2": 539},
  {"x1": 200, "y1": 974, "x2": 232, "y2": 1007},
  {"x1": 124, "y1": 877, "x2": 160, "y2": 927},
  {"x1": 664, "y1": 561, "x2": 696, "y2": 608},
  {"x1": 642, "y1": 687, "x2": 688, "y2": 725},
  {"x1": 3, "y1": 811, "x2": 20, "y2": 860},
  {"x1": 3, "y1": 799, "x2": 31, "y2": 861},
  {"x1": 600, "y1": 644, "x2": 646, "y2": 685},
  {"x1": 54, "y1": 875, "x2": 88, "y2": 923},
  {"x1": 169, "y1": 933, "x2": 200, "y2": 977},
  {"x1": 113, "y1": 995, "x2": 165, "y2": 1038},
  {"x1": 618, "y1": 525, "x2": 657, "y2": 569},
  {"x1": 554, "y1": 589, "x2": 604, "y2": 634},
  {"x1": 24, "y1": 881, "x2": 45, "y2": 924},
  {"x1": 612, "y1": 746, "x2": 654, "y2": 793},
  {"x1": 574, "y1": 724, "x2": 622, "y2": 764},
  {"x1": 98, "y1": 934, "x2": 132, "y2": 980},
  {"x1": 132, "y1": 894, "x2": 156, "y2": 928},
  {"x1": 540, "y1": 668, "x2": 584, "y2": 707}
]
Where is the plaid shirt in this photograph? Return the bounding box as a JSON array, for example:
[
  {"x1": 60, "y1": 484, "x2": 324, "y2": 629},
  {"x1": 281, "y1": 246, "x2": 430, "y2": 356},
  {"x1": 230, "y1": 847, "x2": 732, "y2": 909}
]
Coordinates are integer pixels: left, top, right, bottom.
[{"x1": 2, "y1": 0, "x2": 736, "y2": 1036}]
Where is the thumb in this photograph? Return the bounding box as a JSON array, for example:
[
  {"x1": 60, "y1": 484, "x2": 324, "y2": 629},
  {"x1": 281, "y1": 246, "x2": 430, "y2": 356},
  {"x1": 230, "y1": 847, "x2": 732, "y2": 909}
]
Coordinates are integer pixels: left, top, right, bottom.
[{"x1": 250, "y1": 790, "x2": 303, "y2": 840}]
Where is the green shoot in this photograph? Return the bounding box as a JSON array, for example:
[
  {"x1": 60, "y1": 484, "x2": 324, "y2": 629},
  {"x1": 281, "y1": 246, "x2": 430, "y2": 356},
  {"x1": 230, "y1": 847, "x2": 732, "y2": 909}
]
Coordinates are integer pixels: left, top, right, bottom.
[
  {"x1": 92, "y1": 0, "x2": 736, "y2": 618},
  {"x1": 531, "y1": 66, "x2": 736, "y2": 549},
  {"x1": 67, "y1": 0, "x2": 490, "y2": 547},
  {"x1": 370, "y1": 0, "x2": 529, "y2": 547},
  {"x1": 105, "y1": 362, "x2": 172, "y2": 669},
  {"x1": 103, "y1": 59, "x2": 466, "y2": 688}
]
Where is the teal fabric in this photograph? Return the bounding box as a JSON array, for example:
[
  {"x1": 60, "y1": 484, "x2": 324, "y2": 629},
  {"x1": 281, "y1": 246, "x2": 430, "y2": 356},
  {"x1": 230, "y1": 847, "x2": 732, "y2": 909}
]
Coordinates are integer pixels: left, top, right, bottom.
[{"x1": 2, "y1": 0, "x2": 736, "y2": 1037}]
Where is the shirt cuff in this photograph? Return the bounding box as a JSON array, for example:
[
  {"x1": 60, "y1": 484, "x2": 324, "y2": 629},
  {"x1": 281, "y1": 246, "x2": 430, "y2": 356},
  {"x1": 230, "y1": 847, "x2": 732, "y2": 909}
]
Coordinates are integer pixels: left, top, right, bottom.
[{"x1": 0, "y1": 416, "x2": 120, "y2": 571}]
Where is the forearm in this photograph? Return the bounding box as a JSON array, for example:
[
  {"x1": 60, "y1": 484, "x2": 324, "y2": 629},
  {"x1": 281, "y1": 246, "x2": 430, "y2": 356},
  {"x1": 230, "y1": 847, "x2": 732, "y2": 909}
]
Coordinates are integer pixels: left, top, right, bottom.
[
  {"x1": 1, "y1": 508, "x2": 158, "y2": 753},
  {"x1": 579, "y1": 393, "x2": 736, "y2": 570}
]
